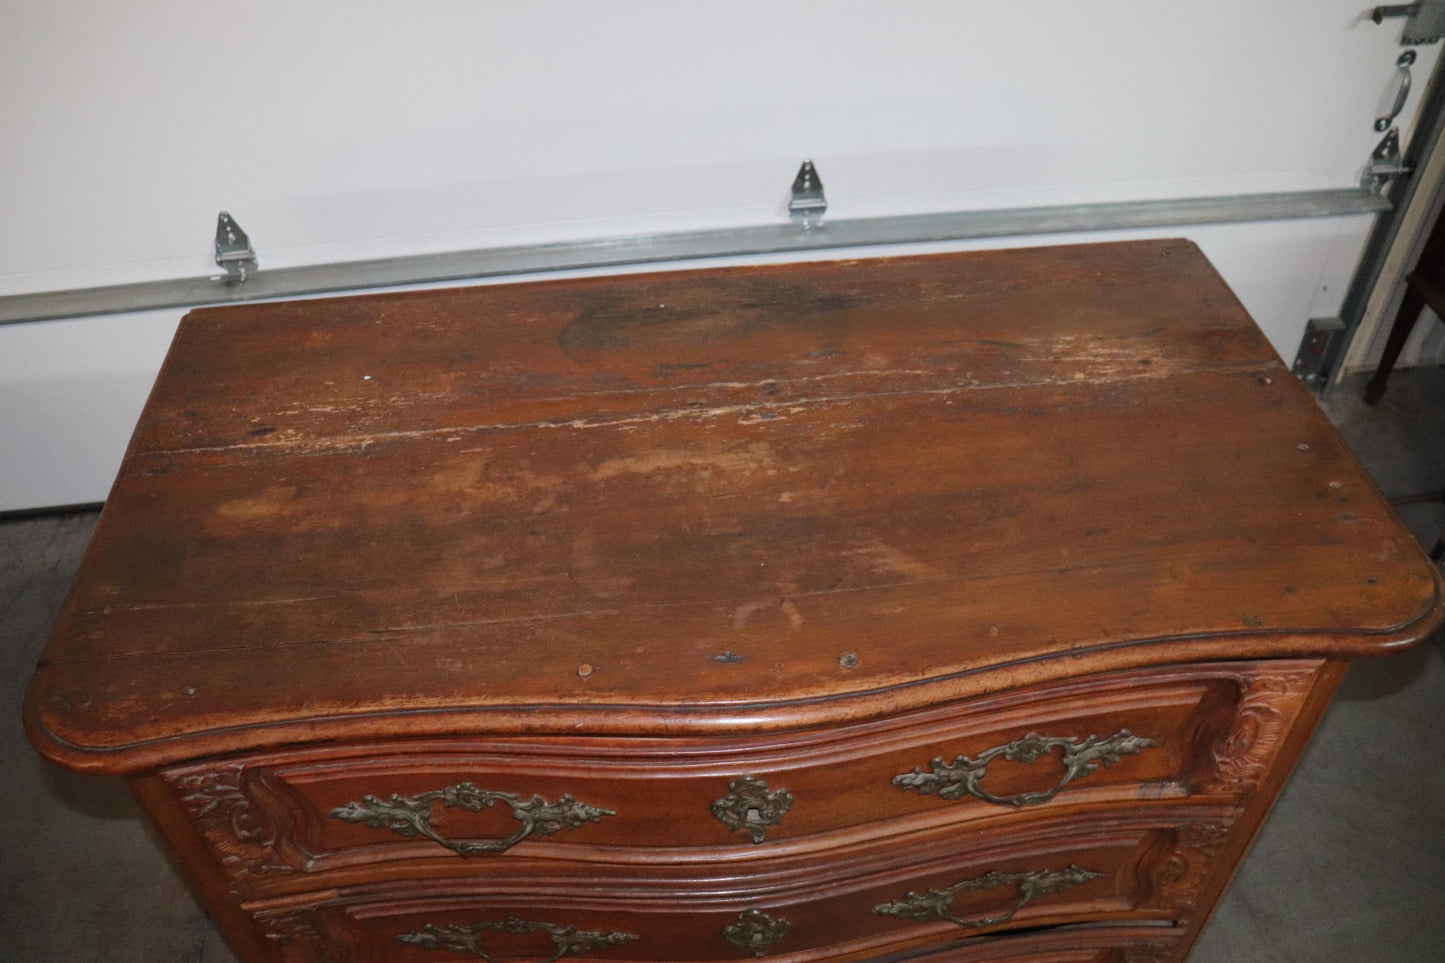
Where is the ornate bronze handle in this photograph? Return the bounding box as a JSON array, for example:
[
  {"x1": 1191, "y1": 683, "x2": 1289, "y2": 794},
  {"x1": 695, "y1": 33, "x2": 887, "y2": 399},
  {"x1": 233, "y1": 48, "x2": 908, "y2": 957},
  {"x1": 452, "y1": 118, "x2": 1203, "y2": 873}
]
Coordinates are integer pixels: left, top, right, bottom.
[
  {"x1": 892, "y1": 729, "x2": 1156, "y2": 808},
  {"x1": 328, "y1": 783, "x2": 612, "y2": 856},
  {"x1": 873, "y1": 864, "x2": 1103, "y2": 929},
  {"x1": 722, "y1": 909, "x2": 792, "y2": 957},
  {"x1": 711, "y1": 775, "x2": 793, "y2": 844},
  {"x1": 396, "y1": 917, "x2": 638, "y2": 962}
]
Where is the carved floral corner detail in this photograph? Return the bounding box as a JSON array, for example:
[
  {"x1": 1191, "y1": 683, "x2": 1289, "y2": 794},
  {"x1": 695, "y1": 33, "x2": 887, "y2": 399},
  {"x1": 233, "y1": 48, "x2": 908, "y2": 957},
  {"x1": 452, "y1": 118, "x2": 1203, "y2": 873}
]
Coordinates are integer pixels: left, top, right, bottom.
[
  {"x1": 1204, "y1": 667, "x2": 1316, "y2": 795},
  {"x1": 258, "y1": 910, "x2": 318, "y2": 941},
  {"x1": 1149, "y1": 817, "x2": 1237, "y2": 913},
  {"x1": 167, "y1": 764, "x2": 296, "y2": 879}
]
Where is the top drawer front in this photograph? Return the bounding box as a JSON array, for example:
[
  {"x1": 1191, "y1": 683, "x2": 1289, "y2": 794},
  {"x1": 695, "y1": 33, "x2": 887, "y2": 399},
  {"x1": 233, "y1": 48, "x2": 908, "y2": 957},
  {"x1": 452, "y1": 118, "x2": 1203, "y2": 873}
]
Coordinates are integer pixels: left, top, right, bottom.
[{"x1": 164, "y1": 660, "x2": 1320, "y2": 896}]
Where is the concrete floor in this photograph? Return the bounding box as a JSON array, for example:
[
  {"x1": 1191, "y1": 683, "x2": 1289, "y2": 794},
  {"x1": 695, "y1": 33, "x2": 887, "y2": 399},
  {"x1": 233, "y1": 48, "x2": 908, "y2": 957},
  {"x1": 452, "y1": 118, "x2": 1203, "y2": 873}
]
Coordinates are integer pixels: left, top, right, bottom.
[{"x1": 1, "y1": 368, "x2": 1442, "y2": 963}]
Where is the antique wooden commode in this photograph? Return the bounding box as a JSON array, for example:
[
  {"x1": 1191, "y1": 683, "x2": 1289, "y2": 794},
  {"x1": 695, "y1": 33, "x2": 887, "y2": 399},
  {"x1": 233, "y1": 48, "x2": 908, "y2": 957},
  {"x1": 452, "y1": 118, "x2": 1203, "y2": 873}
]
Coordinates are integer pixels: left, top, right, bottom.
[{"x1": 26, "y1": 241, "x2": 1445, "y2": 962}]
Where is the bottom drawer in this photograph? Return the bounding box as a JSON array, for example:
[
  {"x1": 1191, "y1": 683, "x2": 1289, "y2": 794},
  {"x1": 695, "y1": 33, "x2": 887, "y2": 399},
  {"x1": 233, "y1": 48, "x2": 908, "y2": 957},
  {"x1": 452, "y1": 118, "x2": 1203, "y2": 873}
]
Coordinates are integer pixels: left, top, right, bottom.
[
  {"x1": 877, "y1": 923, "x2": 1182, "y2": 962},
  {"x1": 249, "y1": 804, "x2": 1231, "y2": 963}
]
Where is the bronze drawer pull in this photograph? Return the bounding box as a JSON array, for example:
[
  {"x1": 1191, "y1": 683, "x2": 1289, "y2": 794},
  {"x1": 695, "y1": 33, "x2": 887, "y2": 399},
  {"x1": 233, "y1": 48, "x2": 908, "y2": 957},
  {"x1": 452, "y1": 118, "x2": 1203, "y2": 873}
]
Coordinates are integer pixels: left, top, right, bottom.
[
  {"x1": 328, "y1": 783, "x2": 612, "y2": 856},
  {"x1": 892, "y1": 729, "x2": 1156, "y2": 808},
  {"x1": 722, "y1": 909, "x2": 792, "y2": 957},
  {"x1": 396, "y1": 917, "x2": 638, "y2": 962},
  {"x1": 711, "y1": 775, "x2": 794, "y2": 844},
  {"x1": 873, "y1": 864, "x2": 1103, "y2": 929}
]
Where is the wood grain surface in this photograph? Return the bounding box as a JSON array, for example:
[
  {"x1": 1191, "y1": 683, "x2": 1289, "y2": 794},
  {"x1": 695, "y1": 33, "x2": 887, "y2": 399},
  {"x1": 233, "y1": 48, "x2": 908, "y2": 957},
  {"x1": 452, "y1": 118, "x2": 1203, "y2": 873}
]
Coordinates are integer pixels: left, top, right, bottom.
[{"x1": 26, "y1": 240, "x2": 1444, "y2": 772}]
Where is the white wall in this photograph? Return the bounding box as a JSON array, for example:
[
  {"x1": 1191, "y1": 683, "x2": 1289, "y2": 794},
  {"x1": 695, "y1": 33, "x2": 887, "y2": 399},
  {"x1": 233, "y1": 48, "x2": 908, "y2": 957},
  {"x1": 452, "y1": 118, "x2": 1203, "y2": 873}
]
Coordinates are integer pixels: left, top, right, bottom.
[{"x1": 0, "y1": 2, "x2": 1434, "y2": 510}]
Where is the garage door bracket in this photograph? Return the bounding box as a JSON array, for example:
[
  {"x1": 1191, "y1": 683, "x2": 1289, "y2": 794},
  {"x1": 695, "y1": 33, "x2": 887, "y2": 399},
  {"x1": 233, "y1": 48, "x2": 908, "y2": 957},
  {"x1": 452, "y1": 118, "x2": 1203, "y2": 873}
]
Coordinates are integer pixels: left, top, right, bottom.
[{"x1": 214, "y1": 212, "x2": 258, "y2": 284}]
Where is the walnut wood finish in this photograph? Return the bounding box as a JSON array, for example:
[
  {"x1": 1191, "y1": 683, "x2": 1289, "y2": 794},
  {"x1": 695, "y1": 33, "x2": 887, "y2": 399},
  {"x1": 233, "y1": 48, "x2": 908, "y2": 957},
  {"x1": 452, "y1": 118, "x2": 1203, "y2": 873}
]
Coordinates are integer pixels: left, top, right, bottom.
[{"x1": 27, "y1": 241, "x2": 1445, "y2": 962}]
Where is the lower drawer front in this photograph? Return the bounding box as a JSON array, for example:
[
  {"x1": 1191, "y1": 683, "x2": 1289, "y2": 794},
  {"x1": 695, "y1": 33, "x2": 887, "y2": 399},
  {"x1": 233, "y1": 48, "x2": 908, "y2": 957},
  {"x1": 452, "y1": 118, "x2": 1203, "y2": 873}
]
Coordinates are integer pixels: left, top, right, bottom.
[
  {"x1": 165, "y1": 660, "x2": 1319, "y2": 896},
  {"x1": 249, "y1": 805, "x2": 1229, "y2": 962},
  {"x1": 875, "y1": 924, "x2": 1183, "y2": 963}
]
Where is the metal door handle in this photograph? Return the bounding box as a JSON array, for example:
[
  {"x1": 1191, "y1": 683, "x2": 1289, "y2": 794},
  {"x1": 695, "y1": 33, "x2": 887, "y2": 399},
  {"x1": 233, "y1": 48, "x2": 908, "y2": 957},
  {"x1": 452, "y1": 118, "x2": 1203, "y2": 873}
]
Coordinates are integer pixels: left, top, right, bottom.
[{"x1": 1378, "y1": 50, "x2": 1418, "y2": 132}]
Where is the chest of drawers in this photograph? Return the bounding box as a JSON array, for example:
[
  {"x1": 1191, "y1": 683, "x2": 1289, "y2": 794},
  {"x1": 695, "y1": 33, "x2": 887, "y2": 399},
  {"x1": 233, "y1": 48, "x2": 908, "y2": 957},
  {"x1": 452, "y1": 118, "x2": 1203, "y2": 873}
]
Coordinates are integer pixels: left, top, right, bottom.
[{"x1": 26, "y1": 240, "x2": 1443, "y2": 963}]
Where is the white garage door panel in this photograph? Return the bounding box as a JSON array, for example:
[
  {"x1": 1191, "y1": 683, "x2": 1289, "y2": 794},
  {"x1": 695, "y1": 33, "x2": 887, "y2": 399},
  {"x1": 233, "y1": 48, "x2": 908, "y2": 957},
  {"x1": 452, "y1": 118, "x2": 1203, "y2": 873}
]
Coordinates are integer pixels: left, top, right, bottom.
[
  {"x1": 0, "y1": 2, "x2": 1424, "y2": 510},
  {"x1": 0, "y1": 1, "x2": 1428, "y2": 293},
  {"x1": 0, "y1": 216, "x2": 1372, "y2": 514}
]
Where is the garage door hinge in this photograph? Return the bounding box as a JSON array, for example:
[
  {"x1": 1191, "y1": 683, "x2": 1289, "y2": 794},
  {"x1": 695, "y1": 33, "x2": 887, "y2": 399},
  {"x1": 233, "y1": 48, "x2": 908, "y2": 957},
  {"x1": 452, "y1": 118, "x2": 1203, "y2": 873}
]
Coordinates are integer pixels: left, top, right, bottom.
[
  {"x1": 1362, "y1": 127, "x2": 1415, "y2": 193},
  {"x1": 1292, "y1": 316, "x2": 1347, "y2": 390},
  {"x1": 788, "y1": 161, "x2": 826, "y2": 232},
  {"x1": 214, "y1": 211, "x2": 257, "y2": 284}
]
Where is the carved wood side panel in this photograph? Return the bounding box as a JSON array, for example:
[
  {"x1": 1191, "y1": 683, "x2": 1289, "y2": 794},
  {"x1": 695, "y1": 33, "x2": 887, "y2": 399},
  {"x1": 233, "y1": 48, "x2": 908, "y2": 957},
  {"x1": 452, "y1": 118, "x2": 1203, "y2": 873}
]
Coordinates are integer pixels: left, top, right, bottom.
[
  {"x1": 1146, "y1": 815, "x2": 1238, "y2": 919},
  {"x1": 253, "y1": 906, "x2": 356, "y2": 963},
  {"x1": 1201, "y1": 663, "x2": 1319, "y2": 795},
  {"x1": 164, "y1": 763, "x2": 305, "y2": 884},
  {"x1": 1116, "y1": 941, "x2": 1184, "y2": 963}
]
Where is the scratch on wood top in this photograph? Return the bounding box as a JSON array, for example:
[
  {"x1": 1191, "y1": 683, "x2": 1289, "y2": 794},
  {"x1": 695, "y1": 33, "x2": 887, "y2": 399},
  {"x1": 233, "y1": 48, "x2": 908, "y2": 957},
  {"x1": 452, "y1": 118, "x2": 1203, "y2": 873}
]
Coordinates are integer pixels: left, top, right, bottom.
[{"x1": 132, "y1": 359, "x2": 1278, "y2": 462}]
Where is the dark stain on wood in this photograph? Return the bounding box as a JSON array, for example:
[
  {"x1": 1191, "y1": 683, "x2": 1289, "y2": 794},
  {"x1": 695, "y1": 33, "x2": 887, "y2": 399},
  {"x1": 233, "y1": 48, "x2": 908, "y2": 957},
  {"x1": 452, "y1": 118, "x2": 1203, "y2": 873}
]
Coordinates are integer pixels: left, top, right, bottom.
[{"x1": 557, "y1": 277, "x2": 869, "y2": 361}]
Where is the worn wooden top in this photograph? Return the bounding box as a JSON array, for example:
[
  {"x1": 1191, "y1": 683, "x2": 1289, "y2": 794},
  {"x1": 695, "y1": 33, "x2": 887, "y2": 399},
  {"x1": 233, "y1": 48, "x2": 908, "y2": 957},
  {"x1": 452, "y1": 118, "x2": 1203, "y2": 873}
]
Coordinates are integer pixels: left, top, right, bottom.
[{"x1": 26, "y1": 240, "x2": 1444, "y2": 772}]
